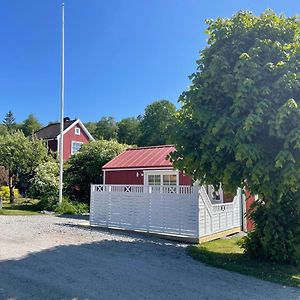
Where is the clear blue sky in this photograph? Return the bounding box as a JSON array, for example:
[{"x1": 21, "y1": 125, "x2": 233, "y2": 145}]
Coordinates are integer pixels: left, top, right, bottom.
[{"x1": 0, "y1": 0, "x2": 298, "y2": 124}]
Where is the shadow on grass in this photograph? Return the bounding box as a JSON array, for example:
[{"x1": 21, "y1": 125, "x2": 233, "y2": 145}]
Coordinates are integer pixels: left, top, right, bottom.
[{"x1": 187, "y1": 244, "x2": 300, "y2": 288}]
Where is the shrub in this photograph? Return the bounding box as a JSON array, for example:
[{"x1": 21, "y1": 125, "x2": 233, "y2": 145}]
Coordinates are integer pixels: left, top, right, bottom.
[
  {"x1": 0, "y1": 186, "x2": 19, "y2": 200},
  {"x1": 55, "y1": 198, "x2": 77, "y2": 214},
  {"x1": 55, "y1": 198, "x2": 89, "y2": 215},
  {"x1": 38, "y1": 195, "x2": 58, "y2": 211},
  {"x1": 29, "y1": 161, "x2": 59, "y2": 210},
  {"x1": 64, "y1": 140, "x2": 128, "y2": 202}
]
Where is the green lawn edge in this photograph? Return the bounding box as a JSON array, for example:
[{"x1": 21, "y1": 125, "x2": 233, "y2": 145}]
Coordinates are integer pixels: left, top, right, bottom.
[
  {"x1": 0, "y1": 198, "x2": 41, "y2": 216},
  {"x1": 187, "y1": 237, "x2": 300, "y2": 288}
]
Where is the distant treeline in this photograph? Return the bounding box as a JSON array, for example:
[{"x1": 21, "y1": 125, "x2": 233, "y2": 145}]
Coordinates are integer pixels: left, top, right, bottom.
[{"x1": 1, "y1": 99, "x2": 177, "y2": 146}]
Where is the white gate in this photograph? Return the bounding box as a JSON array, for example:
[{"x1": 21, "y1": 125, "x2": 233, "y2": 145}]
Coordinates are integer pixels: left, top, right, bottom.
[{"x1": 90, "y1": 185, "x2": 242, "y2": 241}]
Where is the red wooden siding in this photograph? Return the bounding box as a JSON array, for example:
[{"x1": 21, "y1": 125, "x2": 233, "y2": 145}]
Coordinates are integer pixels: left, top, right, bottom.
[
  {"x1": 105, "y1": 169, "x2": 192, "y2": 186},
  {"x1": 63, "y1": 124, "x2": 90, "y2": 160},
  {"x1": 105, "y1": 170, "x2": 144, "y2": 185},
  {"x1": 179, "y1": 172, "x2": 193, "y2": 185},
  {"x1": 245, "y1": 191, "x2": 255, "y2": 231}
]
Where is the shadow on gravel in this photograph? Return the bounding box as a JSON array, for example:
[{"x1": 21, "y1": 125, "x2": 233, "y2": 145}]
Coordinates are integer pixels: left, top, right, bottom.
[
  {"x1": 0, "y1": 237, "x2": 298, "y2": 300},
  {"x1": 0, "y1": 239, "x2": 186, "y2": 300},
  {"x1": 56, "y1": 214, "x2": 89, "y2": 221},
  {"x1": 58, "y1": 222, "x2": 193, "y2": 245}
]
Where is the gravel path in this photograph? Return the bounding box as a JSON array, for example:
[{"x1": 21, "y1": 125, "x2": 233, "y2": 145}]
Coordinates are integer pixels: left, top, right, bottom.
[{"x1": 0, "y1": 215, "x2": 299, "y2": 300}]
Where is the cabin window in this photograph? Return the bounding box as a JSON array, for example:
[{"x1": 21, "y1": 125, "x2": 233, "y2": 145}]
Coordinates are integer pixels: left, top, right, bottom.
[
  {"x1": 71, "y1": 141, "x2": 83, "y2": 155},
  {"x1": 75, "y1": 127, "x2": 81, "y2": 135},
  {"x1": 163, "y1": 174, "x2": 177, "y2": 186},
  {"x1": 146, "y1": 172, "x2": 178, "y2": 186},
  {"x1": 147, "y1": 175, "x2": 161, "y2": 185}
]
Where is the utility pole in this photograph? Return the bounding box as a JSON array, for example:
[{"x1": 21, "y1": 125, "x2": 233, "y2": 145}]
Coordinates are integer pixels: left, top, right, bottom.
[{"x1": 58, "y1": 3, "x2": 65, "y2": 205}]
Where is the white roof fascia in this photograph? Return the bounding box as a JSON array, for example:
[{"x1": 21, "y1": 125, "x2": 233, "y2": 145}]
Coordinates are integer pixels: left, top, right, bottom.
[{"x1": 56, "y1": 119, "x2": 94, "y2": 141}]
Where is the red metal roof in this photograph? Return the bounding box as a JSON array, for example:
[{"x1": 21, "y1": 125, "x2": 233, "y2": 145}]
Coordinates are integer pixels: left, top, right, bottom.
[{"x1": 103, "y1": 145, "x2": 176, "y2": 170}]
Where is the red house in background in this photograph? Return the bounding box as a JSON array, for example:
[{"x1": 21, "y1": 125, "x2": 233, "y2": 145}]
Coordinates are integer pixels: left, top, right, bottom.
[
  {"x1": 102, "y1": 145, "x2": 192, "y2": 186},
  {"x1": 35, "y1": 118, "x2": 94, "y2": 160}
]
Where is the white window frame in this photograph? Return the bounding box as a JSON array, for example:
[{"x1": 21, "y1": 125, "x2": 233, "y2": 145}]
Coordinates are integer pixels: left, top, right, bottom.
[
  {"x1": 75, "y1": 127, "x2": 81, "y2": 135},
  {"x1": 71, "y1": 141, "x2": 84, "y2": 155},
  {"x1": 144, "y1": 170, "x2": 179, "y2": 186}
]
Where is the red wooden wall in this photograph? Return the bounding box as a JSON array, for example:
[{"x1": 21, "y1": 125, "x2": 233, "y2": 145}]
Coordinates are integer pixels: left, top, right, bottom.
[
  {"x1": 245, "y1": 191, "x2": 255, "y2": 231},
  {"x1": 105, "y1": 169, "x2": 193, "y2": 186},
  {"x1": 46, "y1": 124, "x2": 90, "y2": 161},
  {"x1": 63, "y1": 124, "x2": 90, "y2": 160},
  {"x1": 105, "y1": 170, "x2": 144, "y2": 185},
  {"x1": 179, "y1": 172, "x2": 193, "y2": 185}
]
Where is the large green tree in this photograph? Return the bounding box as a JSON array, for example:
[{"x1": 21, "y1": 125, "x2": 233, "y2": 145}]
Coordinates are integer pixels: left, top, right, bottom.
[
  {"x1": 84, "y1": 122, "x2": 97, "y2": 137},
  {"x1": 117, "y1": 117, "x2": 141, "y2": 145},
  {"x1": 20, "y1": 114, "x2": 42, "y2": 136},
  {"x1": 138, "y1": 100, "x2": 176, "y2": 146},
  {"x1": 0, "y1": 131, "x2": 48, "y2": 202},
  {"x1": 94, "y1": 116, "x2": 118, "y2": 140},
  {"x1": 64, "y1": 140, "x2": 128, "y2": 202},
  {"x1": 3, "y1": 111, "x2": 16, "y2": 132},
  {"x1": 171, "y1": 10, "x2": 300, "y2": 263}
]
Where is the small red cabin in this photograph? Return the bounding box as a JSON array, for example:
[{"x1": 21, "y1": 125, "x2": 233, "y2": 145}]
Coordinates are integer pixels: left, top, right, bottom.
[
  {"x1": 102, "y1": 145, "x2": 193, "y2": 186},
  {"x1": 102, "y1": 144, "x2": 254, "y2": 232}
]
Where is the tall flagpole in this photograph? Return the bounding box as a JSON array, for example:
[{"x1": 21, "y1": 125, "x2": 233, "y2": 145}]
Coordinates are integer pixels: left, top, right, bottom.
[{"x1": 58, "y1": 3, "x2": 65, "y2": 205}]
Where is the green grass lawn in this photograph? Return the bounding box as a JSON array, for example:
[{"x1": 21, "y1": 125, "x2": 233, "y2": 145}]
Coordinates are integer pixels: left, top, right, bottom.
[
  {"x1": 0, "y1": 198, "x2": 41, "y2": 215},
  {"x1": 187, "y1": 237, "x2": 300, "y2": 288}
]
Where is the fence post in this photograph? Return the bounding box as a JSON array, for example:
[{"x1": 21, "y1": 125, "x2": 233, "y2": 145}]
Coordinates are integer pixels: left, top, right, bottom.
[
  {"x1": 90, "y1": 185, "x2": 93, "y2": 224},
  {"x1": 197, "y1": 189, "x2": 201, "y2": 240}
]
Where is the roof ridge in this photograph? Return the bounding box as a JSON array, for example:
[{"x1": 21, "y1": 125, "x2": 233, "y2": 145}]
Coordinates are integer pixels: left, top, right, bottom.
[
  {"x1": 35, "y1": 119, "x2": 77, "y2": 134},
  {"x1": 126, "y1": 144, "x2": 174, "y2": 151}
]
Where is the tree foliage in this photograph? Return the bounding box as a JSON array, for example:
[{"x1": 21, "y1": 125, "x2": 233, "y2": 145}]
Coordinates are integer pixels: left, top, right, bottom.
[
  {"x1": 64, "y1": 140, "x2": 128, "y2": 202},
  {"x1": 138, "y1": 100, "x2": 176, "y2": 146},
  {"x1": 0, "y1": 124, "x2": 8, "y2": 136},
  {"x1": 0, "y1": 131, "x2": 48, "y2": 202},
  {"x1": 171, "y1": 10, "x2": 300, "y2": 263},
  {"x1": 3, "y1": 110, "x2": 16, "y2": 132},
  {"x1": 20, "y1": 114, "x2": 42, "y2": 136},
  {"x1": 94, "y1": 116, "x2": 118, "y2": 140},
  {"x1": 84, "y1": 122, "x2": 97, "y2": 137},
  {"x1": 117, "y1": 117, "x2": 141, "y2": 145}
]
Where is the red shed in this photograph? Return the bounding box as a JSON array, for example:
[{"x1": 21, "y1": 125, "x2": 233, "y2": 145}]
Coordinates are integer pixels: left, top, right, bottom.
[{"x1": 102, "y1": 145, "x2": 192, "y2": 186}]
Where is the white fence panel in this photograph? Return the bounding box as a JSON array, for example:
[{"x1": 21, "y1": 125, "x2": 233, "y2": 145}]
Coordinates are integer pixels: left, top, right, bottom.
[
  {"x1": 198, "y1": 186, "x2": 241, "y2": 238},
  {"x1": 90, "y1": 184, "x2": 242, "y2": 241},
  {"x1": 90, "y1": 185, "x2": 200, "y2": 238}
]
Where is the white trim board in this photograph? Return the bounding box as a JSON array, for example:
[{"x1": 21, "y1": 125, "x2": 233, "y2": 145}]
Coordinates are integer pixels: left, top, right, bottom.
[{"x1": 57, "y1": 119, "x2": 94, "y2": 141}]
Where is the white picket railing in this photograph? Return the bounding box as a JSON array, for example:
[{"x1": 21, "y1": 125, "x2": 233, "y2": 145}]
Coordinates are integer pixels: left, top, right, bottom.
[
  {"x1": 90, "y1": 184, "x2": 242, "y2": 240},
  {"x1": 198, "y1": 186, "x2": 241, "y2": 238}
]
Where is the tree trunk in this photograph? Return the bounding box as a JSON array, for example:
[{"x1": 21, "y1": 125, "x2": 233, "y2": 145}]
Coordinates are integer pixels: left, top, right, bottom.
[{"x1": 9, "y1": 171, "x2": 15, "y2": 204}]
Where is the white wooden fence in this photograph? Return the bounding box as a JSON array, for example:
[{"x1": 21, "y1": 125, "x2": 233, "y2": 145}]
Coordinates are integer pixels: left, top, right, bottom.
[{"x1": 90, "y1": 184, "x2": 242, "y2": 241}]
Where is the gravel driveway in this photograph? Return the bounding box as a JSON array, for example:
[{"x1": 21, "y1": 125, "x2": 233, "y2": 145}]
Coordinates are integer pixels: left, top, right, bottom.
[{"x1": 0, "y1": 215, "x2": 299, "y2": 300}]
